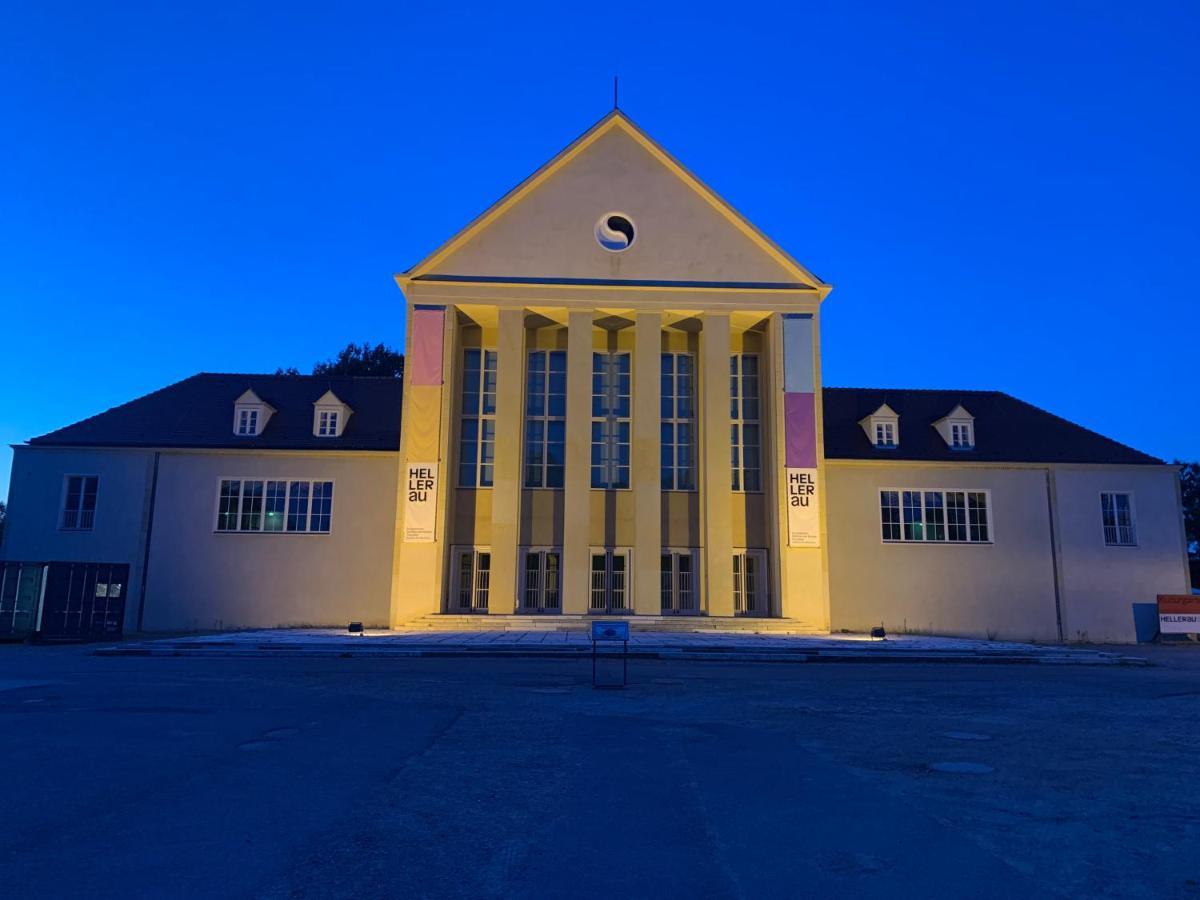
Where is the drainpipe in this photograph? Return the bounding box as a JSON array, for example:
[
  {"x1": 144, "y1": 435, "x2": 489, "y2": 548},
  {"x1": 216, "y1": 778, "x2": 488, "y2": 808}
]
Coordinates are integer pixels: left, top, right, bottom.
[
  {"x1": 1044, "y1": 468, "x2": 1065, "y2": 642},
  {"x1": 135, "y1": 452, "x2": 161, "y2": 633}
]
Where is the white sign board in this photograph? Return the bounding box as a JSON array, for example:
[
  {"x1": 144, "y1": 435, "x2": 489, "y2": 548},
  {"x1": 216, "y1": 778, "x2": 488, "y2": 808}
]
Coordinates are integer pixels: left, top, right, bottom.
[
  {"x1": 785, "y1": 468, "x2": 820, "y2": 547},
  {"x1": 403, "y1": 463, "x2": 438, "y2": 542}
]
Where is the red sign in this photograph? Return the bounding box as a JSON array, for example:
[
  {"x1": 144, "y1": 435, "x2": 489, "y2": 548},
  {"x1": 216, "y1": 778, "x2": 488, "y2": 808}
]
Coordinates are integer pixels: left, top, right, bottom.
[{"x1": 1158, "y1": 594, "x2": 1200, "y2": 634}]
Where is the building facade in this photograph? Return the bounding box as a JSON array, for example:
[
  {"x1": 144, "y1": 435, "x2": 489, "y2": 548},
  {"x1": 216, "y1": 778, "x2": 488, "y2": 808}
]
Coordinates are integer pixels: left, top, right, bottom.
[{"x1": 2, "y1": 112, "x2": 1191, "y2": 642}]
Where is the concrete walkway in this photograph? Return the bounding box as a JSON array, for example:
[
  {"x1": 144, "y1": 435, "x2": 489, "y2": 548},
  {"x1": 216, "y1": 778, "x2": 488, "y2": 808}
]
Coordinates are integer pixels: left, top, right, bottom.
[{"x1": 96, "y1": 628, "x2": 1147, "y2": 665}]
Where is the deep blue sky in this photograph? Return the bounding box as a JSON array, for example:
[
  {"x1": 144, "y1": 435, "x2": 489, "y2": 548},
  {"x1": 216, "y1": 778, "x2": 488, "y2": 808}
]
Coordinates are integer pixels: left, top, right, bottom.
[{"x1": 3, "y1": 1, "x2": 1198, "y2": 499}]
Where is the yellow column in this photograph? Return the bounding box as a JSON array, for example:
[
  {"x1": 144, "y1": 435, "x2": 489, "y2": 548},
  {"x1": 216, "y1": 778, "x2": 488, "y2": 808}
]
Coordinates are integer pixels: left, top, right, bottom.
[
  {"x1": 562, "y1": 311, "x2": 593, "y2": 615},
  {"x1": 702, "y1": 312, "x2": 734, "y2": 616},
  {"x1": 488, "y1": 308, "x2": 525, "y2": 614},
  {"x1": 632, "y1": 312, "x2": 662, "y2": 615}
]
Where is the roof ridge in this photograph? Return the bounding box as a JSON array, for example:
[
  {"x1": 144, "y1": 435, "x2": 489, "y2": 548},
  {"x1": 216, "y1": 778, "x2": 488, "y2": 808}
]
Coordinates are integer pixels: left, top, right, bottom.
[{"x1": 196, "y1": 372, "x2": 402, "y2": 381}]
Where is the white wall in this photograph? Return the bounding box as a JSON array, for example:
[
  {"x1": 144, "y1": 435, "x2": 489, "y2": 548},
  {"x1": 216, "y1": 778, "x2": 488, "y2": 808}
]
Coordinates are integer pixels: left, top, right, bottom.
[
  {"x1": 825, "y1": 463, "x2": 1062, "y2": 642},
  {"x1": 1053, "y1": 466, "x2": 1189, "y2": 643},
  {"x1": 2, "y1": 446, "x2": 155, "y2": 631},
  {"x1": 142, "y1": 450, "x2": 398, "y2": 631}
]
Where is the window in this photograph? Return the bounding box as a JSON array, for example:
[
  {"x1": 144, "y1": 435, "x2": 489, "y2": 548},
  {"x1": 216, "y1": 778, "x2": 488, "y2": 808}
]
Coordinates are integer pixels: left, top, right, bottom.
[
  {"x1": 459, "y1": 349, "x2": 498, "y2": 487},
  {"x1": 317, "y1": 410, "x2": 339, "y2": 437},
  {"x1": 520, "y1": 549, "x2": 561, "y2": 612},
  {"x1": 950, "y1": 422, "x2": 973, "y2": 449},
  {"x1": 660, "y1": 353, "x2": 696, "y2": 490},
  {"x1": 875, "y1": 422, "x2": 896, "y2": 448},
  {"x1": 733, "y1": 550, "x2": 767, "y2": 615},
  {"x1": 524, "y1": 350, "x2": 566, "y2": 488},
  {"x1": 61, "y1": 475, "x2": 98, "y2": 530},
  {"x1": 1101, "y1": 492, "x2": 1136, "y2": 546},
  {"x1": 452, "y1": 548, "x2": 491, "y2": 611},
  {"x1": 590, "y1": 549, "x2": 630, "y2": 613},
  {"x1": 880, "y1": 489, "x2": 991, "y2": 543},
  {"x1": 591, "y1": 351, "x2": 631, "y2": 489},
  {"x1": 660, "y1": 550, "x2": 697, "y2": 613},
  {"x1": 730, "y1": 354, "x2": 761, "y2": 492},
  {"x1": 237, "y1": 408, "x2": 259, "y2": 436},
  {"x1": 215, "y1": 479, "x2": 334, "y2": 533}
]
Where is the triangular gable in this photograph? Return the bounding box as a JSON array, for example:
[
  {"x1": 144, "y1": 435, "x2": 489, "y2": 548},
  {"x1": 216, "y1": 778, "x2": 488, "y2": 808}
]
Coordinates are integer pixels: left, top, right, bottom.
[{"x1": 403, "y1": 111, "x2": 829, "y2": 292}]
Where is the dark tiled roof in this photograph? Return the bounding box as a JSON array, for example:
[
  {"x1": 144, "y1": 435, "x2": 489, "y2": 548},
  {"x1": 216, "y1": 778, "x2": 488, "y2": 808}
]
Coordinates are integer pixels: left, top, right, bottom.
[
  {"x1": 27, "y1": 375, "x2": 1161, "y2": 466},
  {"x1": 29, "y1": 374, "x2": 403, "y2": 451},
  {"x1": 822, "y1": 388, "x2": 1162, "y2": 465}
]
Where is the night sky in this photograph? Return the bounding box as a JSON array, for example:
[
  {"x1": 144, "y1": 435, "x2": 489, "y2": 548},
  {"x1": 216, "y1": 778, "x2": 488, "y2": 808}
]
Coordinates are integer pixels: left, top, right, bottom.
[{"x1": 3, "y1": 1, "x2": 1197, "y2": 498}]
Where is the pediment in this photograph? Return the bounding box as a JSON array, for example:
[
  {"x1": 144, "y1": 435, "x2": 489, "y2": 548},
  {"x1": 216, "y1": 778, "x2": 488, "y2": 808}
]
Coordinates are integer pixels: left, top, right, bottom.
[{"x1": 406, "y1": 112, "x2": 827, "y2": 291}]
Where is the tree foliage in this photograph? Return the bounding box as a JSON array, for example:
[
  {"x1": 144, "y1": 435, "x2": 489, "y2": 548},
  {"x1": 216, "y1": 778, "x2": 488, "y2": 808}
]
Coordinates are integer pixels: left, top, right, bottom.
[
  {"x1": 1177, "y1": 461, "x2": 1199, "y2": 558},
  {"x1": 276, "y1": 342, "x2": 405, "y2": 378},
  {"x1": 0, "y1": 500, "x2": 6, "y2": 547}
]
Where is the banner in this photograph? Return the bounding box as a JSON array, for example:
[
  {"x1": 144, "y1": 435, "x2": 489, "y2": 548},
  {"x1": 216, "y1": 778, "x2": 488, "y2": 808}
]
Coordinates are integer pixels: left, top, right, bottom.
[
  {"x1": 782, "y1": 313, "x2": 820, "y2": 547},
  {"x1": 403, "y1": 463, "x2": 438, "y2": 542},
  {"x1": 785, "y1": 468, "x2": 819, "y2": 547}
]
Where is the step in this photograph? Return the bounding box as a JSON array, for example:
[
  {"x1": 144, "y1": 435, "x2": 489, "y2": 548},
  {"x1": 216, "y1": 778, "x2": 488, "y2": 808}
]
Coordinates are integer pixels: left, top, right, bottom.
[{"x1": 397, "y1": 614, "x2": 824, "y2": 635}]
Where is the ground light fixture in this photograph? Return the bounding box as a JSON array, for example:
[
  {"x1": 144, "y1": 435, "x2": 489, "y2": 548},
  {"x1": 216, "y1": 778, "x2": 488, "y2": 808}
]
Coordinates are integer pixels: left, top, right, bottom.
[
  {"x1": 870, "y1": 626, "x2": 887, "y2": 640},
  {"x1": 347, "y1": 622, "x2": 364, "y2": 635}
]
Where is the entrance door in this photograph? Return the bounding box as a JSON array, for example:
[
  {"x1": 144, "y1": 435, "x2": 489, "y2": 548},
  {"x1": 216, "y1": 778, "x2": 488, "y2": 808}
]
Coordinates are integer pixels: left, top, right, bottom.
[
  {"x1": 0, "y1": 563, "x2": 46, "y2": 639},
  {"x1": 733, "y1": 551, "x2": 767, "y2": 616},
  {"x1": 660, "y1": 551, "x2": 698, "y2": 614},
  {"x1": 451, "y1": 548, "x2": 491, "y2": 612},
  {"x1": 589, "y1": 549, "x2": 630, "y2": 614},
  {"x1": 520, "y1": 550, "x2": 561, "y2": 613}
]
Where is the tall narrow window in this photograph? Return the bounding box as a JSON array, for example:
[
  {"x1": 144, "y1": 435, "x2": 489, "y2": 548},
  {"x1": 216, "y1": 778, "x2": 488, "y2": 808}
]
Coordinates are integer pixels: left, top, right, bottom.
[
  {"x1": 264, "y1": 481, "x2": 287, "y2": 532},
  {"x1": 310, "y1": 482, "x2": 334, "y2": 533},
  {"x1": 660, "y1": 353, "x2": 696, "y2": 490},
  {"x1": 459, "y1": 349, "x2": 498, "y2": 487},
  {"x1": 1100, "y1": 492, "x2": 1136, "y2": 546},
  {"x1": 287, "y1": 481, "x2": 310, "y2": 532},
  {"x1": 591, "y1": 352, "x2": 631, "y2": 489},
  {"x1": 524, "y1": 350, "x2": 566, "y2": 488},
  {"x1": 61, "y1": 475, "x2": 99, "y2": 530},
  {"x1": 453, "y1": 549, "x2": 491, "y2": 610},
  {"x1": 317, "y1": 410, "x2": 339, "y2": 437},
  {"x1": 240, "y1": 480, "x2": 264, "y2": 531},
  {"x1": 730, "y1": 354, "x2": 761, "y2": 492}
]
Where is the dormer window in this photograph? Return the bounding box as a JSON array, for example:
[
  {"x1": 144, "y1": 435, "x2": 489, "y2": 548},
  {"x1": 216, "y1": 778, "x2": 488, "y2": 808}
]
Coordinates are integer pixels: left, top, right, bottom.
[
  {"x1": 232, "y1": 389, "x2": 275, "y2": 437},
  {"x1": 313, "y1": 389, "x2": 352, "y2": 438},
  {"x1": 860, "y1": 404, "x2": 900, "y2": 450},
  {"x1": 238, "y1": 408, "x2": 259, "y2": 436},
  {"x1": 934, "y1": 404, "x2": 976, "y2": 451}
]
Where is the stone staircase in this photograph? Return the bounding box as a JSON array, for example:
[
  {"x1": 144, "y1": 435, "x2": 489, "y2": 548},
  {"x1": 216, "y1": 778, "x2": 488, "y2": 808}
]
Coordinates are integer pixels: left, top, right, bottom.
[{"x1": 399, "y1": 613, "x2": 824, "y2": 635}]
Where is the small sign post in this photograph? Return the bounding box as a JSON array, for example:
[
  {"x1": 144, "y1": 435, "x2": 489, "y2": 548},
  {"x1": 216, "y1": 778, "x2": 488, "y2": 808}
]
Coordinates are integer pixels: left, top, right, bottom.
[
  {"x1": 591, "y1": 620, "x2": 630, "y2": 688},
  {"x1": 1157, "y1": 594, "x2": 1200, "y2": 636}
]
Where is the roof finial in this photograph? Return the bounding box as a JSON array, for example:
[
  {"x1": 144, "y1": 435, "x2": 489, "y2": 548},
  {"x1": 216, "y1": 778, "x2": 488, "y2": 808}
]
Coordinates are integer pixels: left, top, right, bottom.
[{"x1": 613, "y1": 75, "x2": 619, "y2": 110}]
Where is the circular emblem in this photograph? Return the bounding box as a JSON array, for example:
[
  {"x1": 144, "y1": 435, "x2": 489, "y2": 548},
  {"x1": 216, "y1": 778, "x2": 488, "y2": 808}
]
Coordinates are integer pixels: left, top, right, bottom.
[{"x1": 595, "y1": 213, "x2": 635, "y2": 252}]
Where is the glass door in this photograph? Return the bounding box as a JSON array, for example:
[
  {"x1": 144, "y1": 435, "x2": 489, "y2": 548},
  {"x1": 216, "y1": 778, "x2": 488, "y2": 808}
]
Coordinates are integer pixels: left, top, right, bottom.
[
  {"x1": 733, "y1": 550, "x2": 767, "y2": 616},
  {"x1": 451, "y1": 548, "x2": 491, "y2": 612},
  {"x1": 520, "y1": 550, "x2": 561, "y2": 613},
  {"x1": 660, "y1": 551, "x2": 698, "y2": 614},
  {"x1": 589, "y1": 549, "x2": 630, "y2": 614}
]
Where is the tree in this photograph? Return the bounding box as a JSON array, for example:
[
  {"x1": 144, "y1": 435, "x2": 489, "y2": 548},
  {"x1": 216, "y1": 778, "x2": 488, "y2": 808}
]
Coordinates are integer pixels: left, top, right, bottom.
[
  {"x1": 1178, "y1": 461, "x2": 1199, "y2": 559},
  {"x1": 276, "y1": 342, "x2": 405, "y2": 378},
  {"x1": 0, "y1": 500, "x2": 6, "y2": 547}
]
